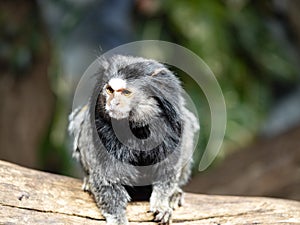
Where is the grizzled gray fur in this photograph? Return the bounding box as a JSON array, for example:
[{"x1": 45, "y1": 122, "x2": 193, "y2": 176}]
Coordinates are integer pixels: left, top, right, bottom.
[{"x1": 68, "y1": 55, "x2": 199, "y2": 225}]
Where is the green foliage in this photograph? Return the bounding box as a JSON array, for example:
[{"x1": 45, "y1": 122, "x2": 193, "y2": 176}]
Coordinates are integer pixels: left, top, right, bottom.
[
  {"x1": 36, "y1": 0, "x2": 299, "y2": 174},
  {"x1": 138, "y1": 0, "x2": 299, "y2": 169},
  {"x1": 0, "y1": 2, "x2": 49, "y2": 76}
]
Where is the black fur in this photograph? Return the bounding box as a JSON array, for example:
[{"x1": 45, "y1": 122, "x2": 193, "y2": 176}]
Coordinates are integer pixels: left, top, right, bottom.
[
  {"x1": 69, "y1": 55, "x2": 199, "y2": 225},
  {"x1": 94, "y1": 94, "x2": 182, "y2": 166}
]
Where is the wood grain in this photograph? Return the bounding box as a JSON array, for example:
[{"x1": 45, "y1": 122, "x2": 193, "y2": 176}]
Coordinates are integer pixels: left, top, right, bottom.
[{"x1": 0, "y1": 160, "x2": 299, "y2": 224}]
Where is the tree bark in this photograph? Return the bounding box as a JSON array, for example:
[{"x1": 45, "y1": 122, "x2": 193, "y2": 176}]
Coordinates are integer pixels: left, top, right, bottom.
[{"x1": 0, "y1": 160, "x2": 299, "y2": 224}]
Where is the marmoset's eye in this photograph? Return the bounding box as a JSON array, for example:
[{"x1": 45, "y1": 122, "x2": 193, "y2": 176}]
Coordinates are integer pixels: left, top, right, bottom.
[
  {"x1": 122, "y1": 89, "x2": 132, "y2": 96},
  {"x1": 106, "y1": 86, "x2": 114, "y2": 94}
]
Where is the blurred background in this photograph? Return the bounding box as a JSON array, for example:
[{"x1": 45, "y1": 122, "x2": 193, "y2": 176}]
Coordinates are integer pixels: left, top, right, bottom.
[{"x1": 0, "y1": 0, "x2": 299, "y2": 201}]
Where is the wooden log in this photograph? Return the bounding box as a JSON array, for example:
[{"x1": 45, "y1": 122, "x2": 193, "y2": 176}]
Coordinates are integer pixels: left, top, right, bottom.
[{"x1": 0, "y1": 160, "x2": 299, "y2": 224}]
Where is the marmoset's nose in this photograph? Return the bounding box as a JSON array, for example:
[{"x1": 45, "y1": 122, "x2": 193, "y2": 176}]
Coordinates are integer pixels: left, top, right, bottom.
[{"x1": 111, "y1": 99, "x2": 120, "y2": 106}]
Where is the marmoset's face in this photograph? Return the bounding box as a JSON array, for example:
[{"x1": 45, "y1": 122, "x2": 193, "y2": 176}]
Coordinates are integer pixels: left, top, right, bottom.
[
  {"x1": 103, "y1": 77, "x2": 161, "y2": 122},
  {"x1": 103, "y1": 78, "x2": 134, "y2": 120}
]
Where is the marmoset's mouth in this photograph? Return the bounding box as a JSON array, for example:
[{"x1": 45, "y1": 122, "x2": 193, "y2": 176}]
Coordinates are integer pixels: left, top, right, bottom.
[{"x1": 108, "y1": 110, "x2": 128, "y2": 120}]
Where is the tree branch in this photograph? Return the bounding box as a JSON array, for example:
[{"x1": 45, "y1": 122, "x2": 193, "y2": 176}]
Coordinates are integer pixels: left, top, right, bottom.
[{"x1": 0, "y1": 160, "x2": 299, "y2": 224}]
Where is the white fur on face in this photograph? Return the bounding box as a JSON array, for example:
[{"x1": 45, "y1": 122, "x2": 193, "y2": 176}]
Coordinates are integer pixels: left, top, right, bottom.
[
  {"x1": 105, "y1": 79, "x2": 131, "y2": 120},
  {"x1": 108, "y1": 78, "x2": 126, "y2": 91},
  {"x1": 105, "y1": 92, "x2": 132, "y2": 120}
]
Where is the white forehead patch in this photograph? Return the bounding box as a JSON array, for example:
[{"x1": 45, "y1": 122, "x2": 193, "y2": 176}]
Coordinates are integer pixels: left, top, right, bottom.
[{"x1": 108, "y1": 78, "x2": 126, "y2": 90}]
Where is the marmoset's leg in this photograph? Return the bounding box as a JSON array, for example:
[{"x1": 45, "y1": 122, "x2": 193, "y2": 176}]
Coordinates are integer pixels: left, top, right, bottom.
[
  {"x1": 90, "y1": 174, "x2": 130, "y2": 225},
  {"x1": 150, "y1": 180, "x2": 178, "y2": 224}
]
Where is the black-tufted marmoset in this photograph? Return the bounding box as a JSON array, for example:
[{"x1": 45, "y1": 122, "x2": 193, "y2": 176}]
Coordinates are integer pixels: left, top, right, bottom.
[{"x1": 69, "y1": 55, "x2": 199, "y2": 224}]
